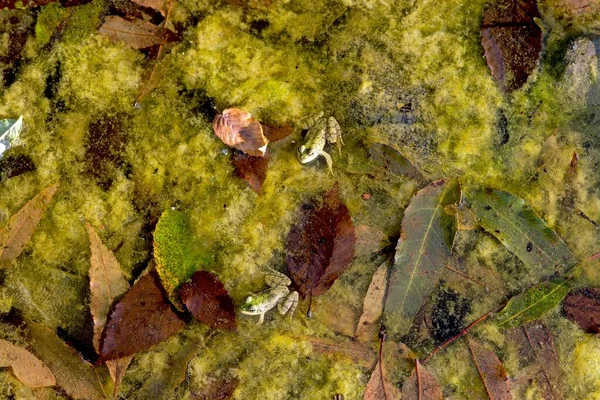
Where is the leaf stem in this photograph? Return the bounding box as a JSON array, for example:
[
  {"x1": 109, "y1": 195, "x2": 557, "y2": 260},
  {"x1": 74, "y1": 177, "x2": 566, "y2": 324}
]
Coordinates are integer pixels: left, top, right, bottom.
[{"x1": 378, "y1": 326, "x2": 388, "y2": 400}]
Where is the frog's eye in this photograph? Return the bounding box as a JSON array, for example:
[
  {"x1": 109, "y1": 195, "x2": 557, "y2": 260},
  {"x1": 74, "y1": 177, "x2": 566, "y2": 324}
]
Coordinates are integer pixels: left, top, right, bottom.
[{"x1": 298, "y1": 145, "x2": 306, "y2": 153}]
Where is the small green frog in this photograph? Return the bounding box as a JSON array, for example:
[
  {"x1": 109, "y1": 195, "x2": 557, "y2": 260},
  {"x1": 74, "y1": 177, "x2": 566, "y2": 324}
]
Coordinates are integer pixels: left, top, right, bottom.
[
  {"x1": 240, "y1": 268, "x2": 299, "y2": 325},
  {"x1": 296, "y1": 112, "x2": 343, "y2": 173}
]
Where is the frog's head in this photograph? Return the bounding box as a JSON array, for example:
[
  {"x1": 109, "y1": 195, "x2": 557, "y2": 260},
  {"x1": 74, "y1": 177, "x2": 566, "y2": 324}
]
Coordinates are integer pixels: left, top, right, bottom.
[
  {"x1": 297, "y1": 144, "x2": 320, "y2": 164},
  {"x1": 240, "y1": 295, "x2": 262, "y2": 315}
]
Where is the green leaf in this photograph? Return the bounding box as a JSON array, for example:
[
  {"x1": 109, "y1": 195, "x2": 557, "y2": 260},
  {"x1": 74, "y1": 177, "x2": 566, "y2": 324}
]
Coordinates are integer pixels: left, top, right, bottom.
[
  {"x1": 495, "y1": 277, "x2": 572, "y2": 328},
  {"x1": 384, "y1": 179, "x2": 460, "y2": 337},
  {"x1": 470, "y1": 188, "x2": 576, "y2": 277}
]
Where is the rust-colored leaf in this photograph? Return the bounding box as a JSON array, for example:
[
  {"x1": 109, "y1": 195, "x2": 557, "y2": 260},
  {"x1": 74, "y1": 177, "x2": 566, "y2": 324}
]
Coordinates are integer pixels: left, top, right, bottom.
[
  {"x1": 0, "y1": 339, "x2": 55, "y2": 388},
  {"x1": 468, "y1": 339, "x2": 512, "y2": 400},
  {"x1": 231, "y1": 149, "x2": 269, "y2": 193},
  {"x1": 481, "y1": 0, "x2": 542, "y2": 92},
  {"x1": 0, "y1": 183, "x2": 59, "y2": 267},
  {"x1": 401, "y1": 360, "x2": 443, "y2": 400},
  {"x1": 131, "y1": 0, "x2": 165, "y2": 14},
  {"x1": 99, "y1": 16, "x2": 175, "y2": 49},
  {"x1": 212, "y1": 109, "x2": 269, "y2": 157},
  {"x1": 563, "y1": 288, "x2": 600, "y2": 333},
  {"x1": 355, "y1": 260, "x2": 389, "y2": 341},
  {"x1": 192, "y1": 377, "x2": 240, "y2": 400},
  {"x1": 364, "y1": 358, "x2": 401, "y2": 400},
  {"x1": 178, "y1": 270, "x2": 237, "y2": 331},
  {"x1": 286, "y1": 184, "x2": 355, "y2": 309},
  {"x1": 262, "y1": 123, "x2": 293, "y2": 142},
  {"x1": 101, "y1": 270, "x2": 186, "y2": 360}
]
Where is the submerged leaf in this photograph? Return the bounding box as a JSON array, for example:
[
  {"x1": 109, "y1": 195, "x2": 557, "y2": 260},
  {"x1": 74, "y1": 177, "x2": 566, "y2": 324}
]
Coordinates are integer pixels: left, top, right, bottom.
[
  {"x1": 481, "y1": 0, "x2": 542, "y2": 92},
  {"x1": 520, "y1": 322, "x2": 563, "y2": 399},
  {"x1": 99, "y1": 16, "x2": 174, "y2": 49},
  {"x1": 364, "y1": 358, "x2": 401, "y2": 400},
  {"x1": 468, "y1": 339, "x2": 512, "y2": 400},
  {"x1": 0, "y1": 116, "x2": 23, "y2": 157},
  {"x1": 286, "y1": 184, "x2": 355, "y2": 305},
  {"x1": 192, "y1": 377, "x2": 240, "y2": 400},
  {"x1": 231, "y1": 149, "x2": 269, "y2": 193},
  {"x1": 470, "y1": 188, "x2": 576, "y2": 277},
  {"x1": 212, "y1": 109, "x2": 269, "y2": 157},
  {"x1": 131, "y1": 0, "x2": 165, "y2": 14},
  {"x1": 178, "y1": 271, "x2": 236, "y2": 331},
  {"x1": 0, "y1": 339, "x2": 55, "y2": 388},
  {"x1": 305, "y1": 336, "x2": 376, "y2": 369},
  {"x1": 401, "y1": 360, "x2": 443, "y2": 400},
  {"x1": 355, "y1": 260, "x2": 389, "y2": 341},
  {"x1": 0, "y1": 154, "x2": 35, "y2": 182},
  {"x1": 355, "y1": 225, "x2": 391, "y2": 257},
  {"x1": 563, "y1": 288, "x2": 600, "y2": 333},
  {"x1": 262, "y1": 123, "x2": 293, "y2": 142},
  {"x1": 0, "y1": 183, "x2": 59, "y2": 267},
  {"x1": 384, "y1": 179, "x2": 460, "y2": 335},
  {"x1": 101, "y1": 271, "x2": 186, "y2": 360}
]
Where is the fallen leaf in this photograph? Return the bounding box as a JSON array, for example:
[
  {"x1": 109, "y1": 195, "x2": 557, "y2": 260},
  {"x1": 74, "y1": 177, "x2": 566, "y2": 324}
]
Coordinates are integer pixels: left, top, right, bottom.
[
  {"x1": 364, "y1": 359, "x2": 401, "y2": 400},
  {"x1": 99, "y1": 16, "x2": 175, "y2": 49},
  {"x1": 286, "y1": 184, "x2": 355, "y2": 310},
  {"x1": 470, "y1": 188, "x2": 576, "y2": 278},
  {"x1": 131, "y1": 0, "x2": 165, "y2": 14},
  {"x1": 107, "y1": 357, "x2": 133, "y2": 397},
  {"x1": 564, "y1": 288, "x2": 600, "y2": 333},
  {"x1": 384, "y1": 180, "x2": 460, "y2": 335},
  {"x1": 192, "y1": 377, "x2": 240, "y2": 400},
  {"x1": 231, "y1": 149, "x2": 269, "y2": 193},
  {"x1": 178, "y1": 270, "x2": 237, "y2": 331},
  {"x1": 101, "y1": 270, "x2": 186, "y2": 361},
  {"x1": 0, "y1": 116, "x2": 23, "y2": 157},
  {"x1": 468, "y1": 339, "x2": 511, "y2": 400},
  {"x1": 355, "y1": 225, "x2": 391, "y2": 257},
  {"x1": 0, "y1": 154, "x2": 35, "y2": 182},
  {"x1": 496, "y1": 277, "x2": 572, "y2": 328},
  {"x1": 303, "y1": 336, "x2": 376, "y2": 369},
  {"x1": 27, "y1": 322, "x2": 106, "y2": 400},
  {"x1": 0, "y1": 339, "x2": 55, "y2": 388},
  {"x1": 0, "y1": 183, "x2": 59, "y2": 267},
  {"x1": 401, "y1": 360, "x2": 443, "y2": 400},
  {"x1": 355, "y1": 260, "x2": 389, "y2": 341},
  {"x1": 212, "y1": 109, "x2": 269, "y2": 157},
  {"x1": 444, "y1": 203, "x2": 478, "y2": 231},
  {"x1": 368, "y1": 143, "x2": 424, "y2": 182},
  {"x1": 481, "y1": 0, "x2": 542, "y2": 92},
  {"x1": 262, "y1": 123, "x2": 293, "y2": 142}
]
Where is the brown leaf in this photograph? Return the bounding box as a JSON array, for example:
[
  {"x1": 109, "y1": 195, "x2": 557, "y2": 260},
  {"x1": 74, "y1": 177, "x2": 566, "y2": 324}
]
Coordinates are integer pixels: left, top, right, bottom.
[
  {"x1": 27, "y1": 323, "x2": 106, "y2": 400},
  {"x1": 0, "y1": 183, "x2": 59, "y2": 267},
  {"x1": 481, "y1": 0, "x2": 542, "y2": 92},
  {"x1": 286, "y1": 184, "x2": 356, "y2": 308},
  {"x1": 563, "y1": 288, "x2": 600, "y2": 333},
  {"x1": 468, "y1": 339, "x2": 512, "y2": 400},
  {"x1": 99, "y1": 16, "x2": 175, "y2": 49},
  {"x1": 355, "y1": 261, "x2": 389, "y2": 341},
  {"x1": 231, "y1": 149, "x2": 269, "y2": 193},
  {"x1": 0, "y1": 339, "x2": 55, "y2": 388},
  {"x1": 101, "y1": 270, "x2": 186, "y2": 360},
  {"x1": 212, "y1": 109, "x2": 269, "y2": 157},
  {"x1": 262, "y1": 123, "x2": 293, "y2": 142},
  {"x1": 523, "y1": 322, "x2": 563, "y2": 399},
  {"x1": 401, "y1": 360, "x2": 443, "y2": 400},
  {"x1": 131, "y1": 0, "x2": 165, "y2": 14},
  {"x1": 178, "y1": 271, "x2": 237, "y2": 331},
  {"x1": 107, "y1": 357, "x2": 133, "y2": 397},
  {"x1": 355, "y1": 225, "x2": 390, "y2": 257},
  {"x1": 304, "y1": 336, "x2": 376, "y2": 369},
  {"x1": 192, "y1": 377, "x2": 240, "y2": 400},
  {"x1": 364, "y1": 359, "x2": 401, "y2": 400}
]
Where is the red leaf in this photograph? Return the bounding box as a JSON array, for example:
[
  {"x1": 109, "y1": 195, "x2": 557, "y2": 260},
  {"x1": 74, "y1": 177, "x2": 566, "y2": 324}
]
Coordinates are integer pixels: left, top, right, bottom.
[
  {"x1": 563, "y1": 288, "x2": 600, "y2": 333},
  {"x1": 262, "y1": 123, "x2": 293, "y2": 142},
  {"x1": 481, "y1": 0, "x2": 542, "y2": 92},
  {"x1": 231, "y1": 149, "x2": 269, "y2": 193},
  {"x1": 286, "y1": 184, "x2": 355, "y2": 307},
  {"x1": 401, "y1": 360, "x2": 443, "y2": 400},
  {"x1": 178, "y1": 271, "x2": 237, "y2": 331},
  {"x1": 212, "y1": 109, "x2": 269, "y2": 157},
  {"x1": 468, "y1": 339, "x2": 512, "y2": 400},
  {"x1": 99, "y1": 16, "x2": 176, "y2": 49},
  {"x1": 101, "y1": 271, "x2": 186, "y2": 361}
]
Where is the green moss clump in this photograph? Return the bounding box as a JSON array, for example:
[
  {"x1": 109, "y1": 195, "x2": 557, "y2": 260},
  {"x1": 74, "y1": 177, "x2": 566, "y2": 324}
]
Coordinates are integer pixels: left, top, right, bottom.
[{"x1": 35, "y1": 3, "x2": 69, "y2": 47}]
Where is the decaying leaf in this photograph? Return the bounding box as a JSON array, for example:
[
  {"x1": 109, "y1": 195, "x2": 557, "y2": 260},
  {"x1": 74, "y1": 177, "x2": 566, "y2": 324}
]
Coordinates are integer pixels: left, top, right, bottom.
[
  {"x1": 0, "y1": 154, "x2": 35, "y2": 182},
  {"x1": 368, "y1": 143, "x2": 424, "y2": 182},
  {"x1": 178, "y1": 270, "x2": 237, "y2": 331},
  {"x1": 355, "y1": 225, "x2": 391, "y2": 257},
  {"x1": 444, "y1": 203, "x2": 478, "y2": 231},
  {"x1": 481, "y1": 0, "x2": 542, "y2": 92},
  {"x1": 401, "y1": 360, "x2": 443, "y2": 400},
  {"x1": 303, "y1": 336, "x2": 376, "y2": 369},
  {"x1": 262, "y1": 123, "x2": 293, "y2": 142},
  {"x1": 101, "y1": 271, "x2": 186, "y2": 360},
  {"x1": 0, "y1": 339, "x2": 55, "y2": 388},
  {"x1": 99, "y1": 16, "x2": 175, "y2": 49},
  {"x1": 355, "y1": 260, "x2": 389, "y2": 341},
  {"x1": 0, "y1": 116, "x2": 23, "y2": 157},
  {"x1": 564, "y1": 288, "x2": 600, "y2": 333},
  {"x1": 364, "y1": 358, "x2": 401, "y2": 400},
  {"x1": 0, "y1": 183, "x2": 59, "y2": 267},
  {"x1": 231, "y1": 149, "x2": 269, "y2": 193},
  {"x1": 384, "y1": 179, "x2": 460, "y2": 335},
  {"x1": 286, "y1": 184, "x2": 355, "y2": 309},
  {"x1": 212, "y1": 109, "x2": 269, "y2": 157},
  {"x1": 192, "y1": 376, "x2": 240, "y2": 400},
  {"x1": 468, "y1": 339, "x2": 512, "y2": 400},
  {"x1": 496, "y1": 277, "x2": 572, "y2": 328},
  {"x1": 470, "y1": 188, "x2": 576, "y2": 278},
  {"x1": 131, "y1": 0, "x2": 165, "y2": 14},
  {"x1": 28, "y1": 322, "x2": 106, "y2": 400}
]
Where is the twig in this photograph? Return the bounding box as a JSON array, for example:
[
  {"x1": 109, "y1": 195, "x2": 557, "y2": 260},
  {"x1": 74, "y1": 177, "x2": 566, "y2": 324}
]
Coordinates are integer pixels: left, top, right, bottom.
[
  {"x1": 415, "y1": 358, "x2": 422, "y2": 400},
  {"x1": 378, "y1": 326, "x2": 388, "y2": 400}
]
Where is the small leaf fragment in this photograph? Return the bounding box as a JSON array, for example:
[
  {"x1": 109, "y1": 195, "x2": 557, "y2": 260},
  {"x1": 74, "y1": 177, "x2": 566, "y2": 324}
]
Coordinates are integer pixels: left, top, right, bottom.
[
  {"x1": 101, "y1": 271, "x2": 186, "y2": 360},
  {"x1": 355, "y1": 225, "x2": 390, "y2": 257},
  {"x1": 401, "y1": 360, "x2": 443, "y2": 400},
  {"x1": 0, "y1": 183, "x2": 59, "y2": 267},
  {"x1": 468, "y1": 339, "x2": 512, "y2": 400},
  {"x1": 178, "y1": 270, "x2": 237, "y2": 331},
  {"x1": 192, "y1": 376, "x2": 240, "y2": 400},
  {"x1": 262, "y1": 123, "x2": 293, "y2": 142},
  {"x1": 563, "y1": 288, "x2": 600, "y2": 333},
  {"x1": 0, "y1": 339, "x2": 55, "y2": 388},
  {"x1": 231, "y1": 149, "x2": 269, "y2": 193},
  {"x1": 0, "y1": 116, "x2": 23, "y2": 157},
  {"x1": 131, "y1": 0, "x2": 165, "y2": 14},
  {"x1": 99, "y1": 16, "x2": 175, "y2": 49},
  {"x1": 212, "y1": 109, "x2": 269, "y2": 157},
  {"x1": 355, "y1": 260, "x2": 389, "y2": 341}
]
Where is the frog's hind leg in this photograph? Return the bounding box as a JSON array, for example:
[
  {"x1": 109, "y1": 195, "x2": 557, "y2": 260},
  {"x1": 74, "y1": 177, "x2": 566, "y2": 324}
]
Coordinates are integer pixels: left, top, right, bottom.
[
  {"x1": 278, "y1": 291, "x2": 299, "y2": 319},
  {"x1": 265, "y1": 268, "x2": 291, "y2": 288},
  {"x1": 326, "y1": 117, "x2": 344, "y2": 154},
  {"x1": 319, "y1": 150, "x2": 333, "y2": 174}
]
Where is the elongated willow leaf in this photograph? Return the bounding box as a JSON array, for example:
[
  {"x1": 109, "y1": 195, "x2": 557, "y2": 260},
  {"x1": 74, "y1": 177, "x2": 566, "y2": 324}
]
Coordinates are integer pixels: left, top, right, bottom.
[
  {"x1": 384, "y1": 179, "x2": 460, "y2": 336},
  {"x1": 470, "y1": 188, "x2": 576, "y2": 278}
]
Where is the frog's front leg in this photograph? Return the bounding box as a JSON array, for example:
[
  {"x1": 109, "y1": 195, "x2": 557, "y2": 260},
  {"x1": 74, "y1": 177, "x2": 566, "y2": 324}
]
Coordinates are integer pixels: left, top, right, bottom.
[
  {"x1": 257, "y1": 312, "x2": 265, "y2": 325},
  {"x1": 326, "y1": 117, "x2": 343, "y2": 155},
  {"x1": 319, "y1": 150, "x2": 333, "y2": 175},
  {"x1": 277, "y1": 291, "x2": 299, "y2": 319}
]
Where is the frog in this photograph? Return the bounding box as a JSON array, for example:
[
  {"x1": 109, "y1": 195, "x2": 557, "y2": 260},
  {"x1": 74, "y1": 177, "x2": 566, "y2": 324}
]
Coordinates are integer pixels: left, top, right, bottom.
[
  {"x1": 240, "y1": 268, "x2": 299, "y2": 325},
  {"x1": 296, "y1": 112, "x2": 344, "y2": 173}
]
